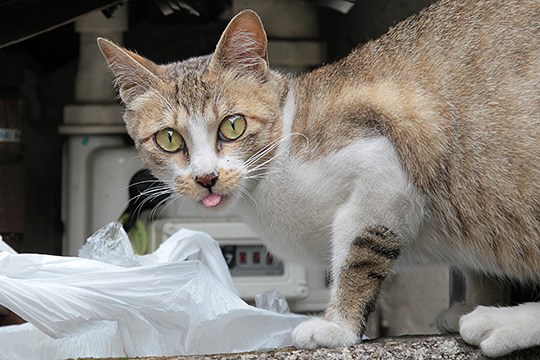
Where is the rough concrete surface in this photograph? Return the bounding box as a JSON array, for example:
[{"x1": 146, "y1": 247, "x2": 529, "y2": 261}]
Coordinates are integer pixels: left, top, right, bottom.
[{"x1": 137, "y1": 335, "x2": 540, "y2": 360}]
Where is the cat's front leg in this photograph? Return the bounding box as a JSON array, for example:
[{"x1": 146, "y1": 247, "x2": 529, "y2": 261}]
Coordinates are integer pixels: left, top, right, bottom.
[
  {"x1": 291, "y1": 171, "x2": 424, "y2": 350},
  {"x1": 293, "y1": 225, "x2": 401, "y2": 349},
  {"x1": 292, "y1": 138, "x2": 423, "y2": 349}
]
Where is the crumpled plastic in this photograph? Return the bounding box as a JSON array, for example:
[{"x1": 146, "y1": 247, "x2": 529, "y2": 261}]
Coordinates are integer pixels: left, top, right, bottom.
[
  {"x1": 0, "y1": 223, "x2": 308, "y2": 359},
  {"x1": 255, "y1": 289, "x2": 291, "y2": 314}
]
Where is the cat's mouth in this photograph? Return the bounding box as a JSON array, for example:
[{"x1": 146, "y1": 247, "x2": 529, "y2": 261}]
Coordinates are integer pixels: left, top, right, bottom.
[{"x1": 201, "y1": 192, "x2": 224, "y2": 207}]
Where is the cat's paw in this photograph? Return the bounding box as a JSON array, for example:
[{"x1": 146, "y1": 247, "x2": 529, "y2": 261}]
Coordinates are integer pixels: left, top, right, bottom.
[
  {"x1": 460, "y1": 303, "x2": 540, "y2": 357},
  {"x1": 436, "y1": 302, "x2": 475, "y2": 334},
  {"x1": 292, "y1": 318, "x2": 359, "y2": 349}
]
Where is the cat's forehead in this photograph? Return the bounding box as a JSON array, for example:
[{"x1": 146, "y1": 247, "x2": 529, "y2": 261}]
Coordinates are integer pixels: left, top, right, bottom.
[
  {"x1": 162, "y1": 55, "x2": 213, "y2": 112},
  {"x1": 166, "y1": 55, "x2": 211, "y2": 89}
]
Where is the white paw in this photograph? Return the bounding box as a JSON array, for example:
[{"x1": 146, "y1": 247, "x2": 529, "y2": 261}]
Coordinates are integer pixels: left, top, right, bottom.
[
  {"x1": 436, "y1": 302, "x2": 475, "y2": 334},
  {"x1": 460, "y1": 303, "x2": 540, "y2": 357},
  {"x1": 292, "y1": 318, "x2": 359, "y2": 349}
]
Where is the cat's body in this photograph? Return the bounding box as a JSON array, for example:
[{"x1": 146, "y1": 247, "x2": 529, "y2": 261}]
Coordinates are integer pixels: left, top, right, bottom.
[{"x1": 98, "y1": 0, "x2": 539, "y2": 357}]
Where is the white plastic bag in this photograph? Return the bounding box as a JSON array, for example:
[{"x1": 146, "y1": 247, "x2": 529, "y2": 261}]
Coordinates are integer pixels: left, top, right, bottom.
[
  {"x1": 0, "y1": 223, "x2": 308, "y2": 359},
  {"x1": 0, "y1": 321, "x2": 123, "y2": 359},
  {"x1": 0, "y1": 234, "x2": 16, "y2": 254},
  {"x1": 255, "y1": 289, "x2": 291, "y2": 314}
]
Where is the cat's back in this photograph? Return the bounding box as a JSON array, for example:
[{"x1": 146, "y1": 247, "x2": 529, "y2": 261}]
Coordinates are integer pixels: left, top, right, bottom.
[
  {"x1": 290, "y1": 0, "x2": 540, "y2": 278},
  {"x1": 293, "y1": 0, "x2": 539, "y2": 155},
  {"x1": 293, "y1": 0, "x2": 539, "y2": 173}
]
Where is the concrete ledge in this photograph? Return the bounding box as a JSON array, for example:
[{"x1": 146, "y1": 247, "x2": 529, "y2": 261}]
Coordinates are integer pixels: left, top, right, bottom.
[{"x1": 141, "y1": 335, "x2": 540, "y2": 360}]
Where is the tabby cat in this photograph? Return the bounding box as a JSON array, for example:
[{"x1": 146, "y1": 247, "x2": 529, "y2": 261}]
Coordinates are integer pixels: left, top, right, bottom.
[{"x1": 98, "y1": 0, "x2": 539, "y2": 356}]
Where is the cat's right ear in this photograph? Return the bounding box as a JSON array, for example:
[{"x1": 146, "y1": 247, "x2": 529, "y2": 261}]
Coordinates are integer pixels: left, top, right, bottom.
[
  {"x1": 97, "y1": 38, "x2": 161, "y2": 104},
  {"x1": 208, "y1": 10, "x2": 269, "y2": 79}
]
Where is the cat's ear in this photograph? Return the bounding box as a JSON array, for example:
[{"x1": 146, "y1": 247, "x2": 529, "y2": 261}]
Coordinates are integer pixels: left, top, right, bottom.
[
  {"x1": 97, "y1": 38, "x2": 162, "y2": 103},
  {"x1": 208, "y1": 10, "x2": 269, "y2": 78}
]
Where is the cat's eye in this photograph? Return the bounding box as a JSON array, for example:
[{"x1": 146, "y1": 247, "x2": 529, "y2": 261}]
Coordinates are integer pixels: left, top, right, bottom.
[
  {"x1": 219, "y1": 114, "x2": 246, "y2": 141},
  {"x1": 154, "y1": 128, "x2": 184, "y2": 153}
]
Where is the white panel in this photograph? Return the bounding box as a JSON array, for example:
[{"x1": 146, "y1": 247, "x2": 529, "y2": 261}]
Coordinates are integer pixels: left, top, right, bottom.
[
  {"x1": 149, "y1": 219, "x2": 310, "y2": 300},
  {"x1": 89, "y1": 146, "x2": 144, "y2": 233},
  {"x1": 62, "y1": 136, "x2": 125, "y2": 256}
]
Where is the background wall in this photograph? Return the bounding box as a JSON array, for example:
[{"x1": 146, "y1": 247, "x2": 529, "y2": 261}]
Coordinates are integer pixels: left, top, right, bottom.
[{"x1": 0, "y1": 0, "x2": 437, "y2": 255}]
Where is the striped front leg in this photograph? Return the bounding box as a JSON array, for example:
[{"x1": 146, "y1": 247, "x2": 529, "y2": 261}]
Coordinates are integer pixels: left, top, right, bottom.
[
  {"x1": 327, "y1": 226, "x2": 400, "y2": 335},
  {"x1": 293, "y1": 226, "x2": 400, "y2": 349}
]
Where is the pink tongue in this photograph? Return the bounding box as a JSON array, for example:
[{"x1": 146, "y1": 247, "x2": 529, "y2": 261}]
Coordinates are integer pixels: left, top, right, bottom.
[{"x1": 202, "y1": 193, "x2": 223, "y2": 207}]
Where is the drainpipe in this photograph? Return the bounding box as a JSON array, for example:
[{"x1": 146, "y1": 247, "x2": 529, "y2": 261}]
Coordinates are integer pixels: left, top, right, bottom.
[{"x1": 60, "y1": 6, "x2": 128, "y2": 255}]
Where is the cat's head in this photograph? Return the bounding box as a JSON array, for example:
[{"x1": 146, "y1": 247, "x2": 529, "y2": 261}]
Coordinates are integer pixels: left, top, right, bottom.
[{"x1": 98, "y1": 10, "x2": 288, "y2": 210}]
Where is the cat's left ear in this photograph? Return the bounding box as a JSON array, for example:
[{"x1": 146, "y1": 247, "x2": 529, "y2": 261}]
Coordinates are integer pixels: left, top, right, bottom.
[{"x1": 208, "y1": 10, "x2": 269, "y2": 78}]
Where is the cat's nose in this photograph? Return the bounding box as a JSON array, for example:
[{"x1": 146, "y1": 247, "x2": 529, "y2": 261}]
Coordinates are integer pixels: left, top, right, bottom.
[{"x1": 194, "y1": 172, "x2": 218, "y2": 188}]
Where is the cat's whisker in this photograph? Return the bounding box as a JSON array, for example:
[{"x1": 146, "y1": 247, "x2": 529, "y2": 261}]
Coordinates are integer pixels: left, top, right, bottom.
[
  {"x1": 135, "y1": 185, "x2": 173, "y2": 195},
  {"x1": 127, "y1": 187, "x2": 172, "y2": 207},
  {"x1": 114, "y1": 180, "x2": 171, "y2": 213},
  {"x1": 237, "y1": 183, "x2": 258, "y2": 206},
  {"x1": 130, "y1": 187, "x2": 174, "y2": 219},
  {"x1": 244, "y1": 170, "x2": 281, "y2": 180},
  {"x1": 245, "y1": 132, "x2": 308, "y2": 168},
  {"x1": 245, "y1": 154, "x2": 283, "y2": 180},
  {"x1": 244, "y1": 134, "x2": 289, "y2": 165},
  {"x1": 245, "y1": 165, "x2": 277, "y2": 174},
  {"x1": 117, "y1": 187, "x2": 166, "y2": 217},
  {"x1": 244, "y1": 169, "x2": 280, "y2": 181},
  {"x1": 173, "y1": 198, "x2": 189, "y2": 216},
  {"x1": 149, "y1": 192, "x2": 179, "y2": 221},
  {"x1": 126, "y1": 185, "x2": 170, "y2": 201},
  {"x1": 244, "y1": 148, "x2": 280, "y2": 174},
  {"x1": 247, "y1": 154, "x2": 280, "y2": 172},
  {"x1": 130, "y1": 195, "x2": 155, "y2": 219},
  {"x1": 244, "y1": 139, "x2": 282, "y2": 167},
  {"x1": 159, "y1": 192, "x2": 184, "y2": 214},
  {"x1": 147, "y1": 195, "x2": 170, "y2": 221},
  {"x1": 114, "y1": 179, "x2": 163, "y2": 195}
]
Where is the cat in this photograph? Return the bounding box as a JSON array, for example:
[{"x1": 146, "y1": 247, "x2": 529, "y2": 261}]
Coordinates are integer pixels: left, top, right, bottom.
[{"x1": 97, "y1": 0, "x2": 539, "y2": 356}]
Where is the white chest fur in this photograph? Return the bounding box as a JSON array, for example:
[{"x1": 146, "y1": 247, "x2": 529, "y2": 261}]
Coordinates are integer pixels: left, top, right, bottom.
[{"x1": 236, "y1": 136, "x2": 424, "y2": 268}]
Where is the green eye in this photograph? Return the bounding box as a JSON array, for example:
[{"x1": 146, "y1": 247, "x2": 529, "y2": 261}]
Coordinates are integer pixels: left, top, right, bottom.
[
  {"x1": 219, "y1": 114, "x2": 247, "y2": 141},
  {"x1": 154, "y1": 128, "x2": 184, "y2": 153}
]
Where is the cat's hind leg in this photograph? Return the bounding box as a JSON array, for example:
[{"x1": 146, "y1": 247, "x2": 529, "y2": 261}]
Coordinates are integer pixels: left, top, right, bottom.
[
  {"x1": 437, "y1": 271, "x2": 510, "y2": 333},
  {"x1": 460, "y1": 302, "x2": 540, "y2": 357}
]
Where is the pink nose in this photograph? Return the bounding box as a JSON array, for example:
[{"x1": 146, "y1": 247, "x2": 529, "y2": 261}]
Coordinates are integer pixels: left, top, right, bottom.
[{"x1": 195, "y1": 172, "x2": 218, "y2": 188}]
